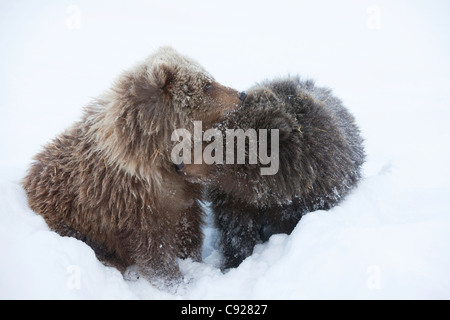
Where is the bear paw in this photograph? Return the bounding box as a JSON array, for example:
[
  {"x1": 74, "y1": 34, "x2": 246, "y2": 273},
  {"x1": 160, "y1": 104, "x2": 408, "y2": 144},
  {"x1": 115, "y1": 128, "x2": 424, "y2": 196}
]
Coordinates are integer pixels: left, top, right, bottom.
[{"x1": 123, "y1": 265, "x2": 140, "y2": 281}]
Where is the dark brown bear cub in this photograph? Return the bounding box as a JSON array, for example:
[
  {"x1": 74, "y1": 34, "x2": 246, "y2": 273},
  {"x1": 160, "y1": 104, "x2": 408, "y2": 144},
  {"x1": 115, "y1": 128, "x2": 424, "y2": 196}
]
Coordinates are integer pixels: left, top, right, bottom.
[
  {"x1": 207, "y1": 76, "x2": 365, "y2": 269},
  {"x1": 22, "y1": 47, "x2": 243, "y2": 287}
]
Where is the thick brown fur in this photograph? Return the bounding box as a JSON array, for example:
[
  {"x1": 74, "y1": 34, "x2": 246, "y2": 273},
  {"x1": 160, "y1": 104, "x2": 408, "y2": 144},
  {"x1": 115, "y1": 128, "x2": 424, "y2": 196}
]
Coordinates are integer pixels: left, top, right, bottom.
[
  {"x1": 22, "y1": 47, "x2": 243, "y2": 286},
  {"x1": 207, "y1": 76, "x2": 365, "y2": 269}
]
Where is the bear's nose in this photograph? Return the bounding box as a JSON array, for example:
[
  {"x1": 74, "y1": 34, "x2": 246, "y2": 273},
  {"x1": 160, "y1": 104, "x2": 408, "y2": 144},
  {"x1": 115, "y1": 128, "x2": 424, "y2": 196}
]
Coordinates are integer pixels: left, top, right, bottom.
[
  {"x1": 174, "y1": 162, "x2": 185, "y2": 172},
  {"x1": 239, "y1": 92, "x2": 247, "y2": 103}
]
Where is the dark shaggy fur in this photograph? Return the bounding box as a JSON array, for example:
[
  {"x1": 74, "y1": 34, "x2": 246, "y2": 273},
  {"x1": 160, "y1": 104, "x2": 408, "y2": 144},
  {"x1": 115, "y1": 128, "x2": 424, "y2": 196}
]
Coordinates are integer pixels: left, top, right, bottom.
[
  {"x1": 207, "y1": 76, "x2": 365, "y2": 269},
  {"x1": 22, "y1": 47, "x2": 243, "y2": 286}
]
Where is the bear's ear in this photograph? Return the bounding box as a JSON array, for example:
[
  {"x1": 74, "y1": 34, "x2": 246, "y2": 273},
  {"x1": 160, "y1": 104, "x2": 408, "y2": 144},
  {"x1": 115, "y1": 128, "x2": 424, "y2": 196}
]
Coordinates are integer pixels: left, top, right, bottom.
[
  {"x1": 270, "y1": 115, "x2": 293, "y2": 141},
  {"x1": 154, "y1": 63, "x2": 176, "y2": 97}
]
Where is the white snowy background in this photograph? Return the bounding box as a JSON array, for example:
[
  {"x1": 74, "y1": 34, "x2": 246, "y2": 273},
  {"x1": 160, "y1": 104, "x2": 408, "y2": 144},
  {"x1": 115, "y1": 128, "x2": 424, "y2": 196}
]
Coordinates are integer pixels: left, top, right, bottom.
[{"x1": 1, "y1": 0, "x2": 449, "y2": 299}]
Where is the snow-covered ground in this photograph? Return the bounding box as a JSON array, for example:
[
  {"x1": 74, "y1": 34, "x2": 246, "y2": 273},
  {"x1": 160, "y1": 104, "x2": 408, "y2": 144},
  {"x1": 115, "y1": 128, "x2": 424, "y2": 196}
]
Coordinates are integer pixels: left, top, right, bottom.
[{"x1": 1, "y1": 0, "x2": 449, "y2": 299}]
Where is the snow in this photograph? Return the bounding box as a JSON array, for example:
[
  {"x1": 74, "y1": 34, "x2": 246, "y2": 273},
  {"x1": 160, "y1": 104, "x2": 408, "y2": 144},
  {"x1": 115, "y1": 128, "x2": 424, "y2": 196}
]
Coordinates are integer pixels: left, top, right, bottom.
[{"x1": 1, "y1": 0, "x2": 450, "y2": 299}]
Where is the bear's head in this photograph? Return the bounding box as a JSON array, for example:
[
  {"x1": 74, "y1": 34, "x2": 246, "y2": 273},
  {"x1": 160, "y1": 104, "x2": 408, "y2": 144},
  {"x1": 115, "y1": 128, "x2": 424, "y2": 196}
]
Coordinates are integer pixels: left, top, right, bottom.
[
  {"x1": 116, "y1": 47, "x2": 244, "y2": 131},
  {"x1": 92, "y1": 47, "x2": 244, "y2": 182},
  {"x1": 206, "y1": 87, "x2": 311, "y2": 207}
]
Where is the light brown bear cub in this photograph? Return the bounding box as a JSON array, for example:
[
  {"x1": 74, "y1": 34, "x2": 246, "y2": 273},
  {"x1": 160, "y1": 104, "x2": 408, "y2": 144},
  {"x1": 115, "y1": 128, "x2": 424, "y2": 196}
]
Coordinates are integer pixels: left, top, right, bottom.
[{"x1": 22, "y1": 47, "x2": 243, "y2": 287}]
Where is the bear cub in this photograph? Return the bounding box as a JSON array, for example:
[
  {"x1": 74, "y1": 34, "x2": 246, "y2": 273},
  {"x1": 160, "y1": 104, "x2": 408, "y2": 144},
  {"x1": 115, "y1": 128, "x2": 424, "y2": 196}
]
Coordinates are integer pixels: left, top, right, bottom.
[
  {"x1": 207, "y1": 76, "x2": 365, "y2": 269},
  {"x1": 22, "y1": 47, "x2": 244, "y2": 287}
]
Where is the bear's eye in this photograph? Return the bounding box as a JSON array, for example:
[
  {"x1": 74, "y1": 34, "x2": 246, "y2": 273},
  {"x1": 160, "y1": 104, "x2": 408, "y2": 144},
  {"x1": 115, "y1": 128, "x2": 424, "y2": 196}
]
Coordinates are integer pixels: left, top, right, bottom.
[{"x1": 204, "y1": 83, "x2": 212, "y2": 92}]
